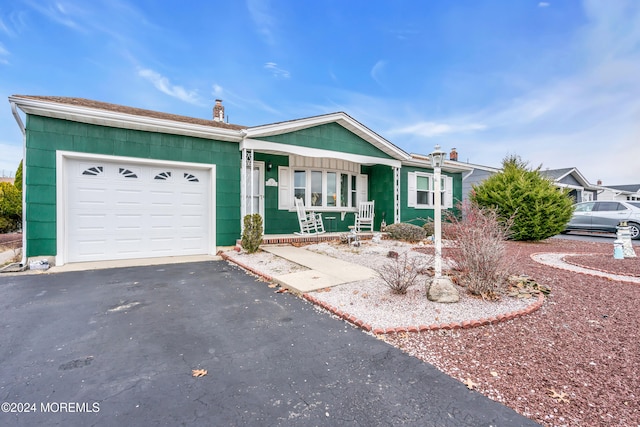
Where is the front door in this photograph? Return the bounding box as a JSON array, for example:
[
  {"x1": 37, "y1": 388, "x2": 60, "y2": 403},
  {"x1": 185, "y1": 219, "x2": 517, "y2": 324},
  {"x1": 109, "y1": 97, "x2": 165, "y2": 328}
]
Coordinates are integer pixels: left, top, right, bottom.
[{"x1": 244, "y1": 162, "x2": 265, "y2": 221}]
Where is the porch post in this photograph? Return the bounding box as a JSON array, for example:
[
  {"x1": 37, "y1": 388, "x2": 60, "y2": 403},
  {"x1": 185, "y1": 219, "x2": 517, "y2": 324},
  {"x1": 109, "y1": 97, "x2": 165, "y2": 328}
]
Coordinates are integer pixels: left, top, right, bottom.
[
  {"x1": 393, "y1": 166, "x2": 400, "y2": 223},
  {"x1": 241, "y1": 148, "x2": 247, "y2": 229},
  {"x1": 250, "y1": 149, "x2": 255, "y2": 215}
]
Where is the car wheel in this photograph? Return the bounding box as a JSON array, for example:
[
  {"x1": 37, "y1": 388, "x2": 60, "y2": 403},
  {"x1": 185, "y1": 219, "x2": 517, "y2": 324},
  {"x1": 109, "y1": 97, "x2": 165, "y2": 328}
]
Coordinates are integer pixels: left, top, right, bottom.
[{"x1": 629, "y1": 222, "x2": 640, "y2": 240}]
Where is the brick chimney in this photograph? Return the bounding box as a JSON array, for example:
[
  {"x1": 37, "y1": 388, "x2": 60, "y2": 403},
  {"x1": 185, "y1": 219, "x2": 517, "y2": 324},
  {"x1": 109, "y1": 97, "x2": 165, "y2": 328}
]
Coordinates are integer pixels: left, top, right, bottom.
[
  {"x1": 449, "y1": 148, "x2": 458, "y2": 161},
  {"x1": 213, "y1": 99, "x2": 224, "y2": 122}
]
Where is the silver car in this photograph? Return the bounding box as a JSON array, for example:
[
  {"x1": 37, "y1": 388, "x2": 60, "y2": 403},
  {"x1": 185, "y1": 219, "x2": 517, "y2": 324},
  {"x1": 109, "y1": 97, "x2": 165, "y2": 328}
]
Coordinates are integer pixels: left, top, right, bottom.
[{"x1": 565, "y1": 201, "x2": 640, "y2": 239}]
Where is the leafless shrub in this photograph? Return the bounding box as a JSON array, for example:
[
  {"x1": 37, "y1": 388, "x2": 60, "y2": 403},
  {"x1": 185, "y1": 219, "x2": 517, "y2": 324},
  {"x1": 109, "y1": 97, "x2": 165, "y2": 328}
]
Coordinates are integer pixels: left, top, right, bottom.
[
  {"x1": 376, "y1": 252, "x2": 426, "y2": 295},
  {"x1": 445, "y1": 201, "x2": 514, "y2": 298}
]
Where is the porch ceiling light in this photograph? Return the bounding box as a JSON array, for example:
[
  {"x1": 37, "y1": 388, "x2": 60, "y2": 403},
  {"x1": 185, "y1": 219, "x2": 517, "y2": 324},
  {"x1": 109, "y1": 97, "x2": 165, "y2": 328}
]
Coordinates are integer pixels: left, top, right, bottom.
[{"x1": 430, "y1": 145, "x2": 445, "y2": 168}]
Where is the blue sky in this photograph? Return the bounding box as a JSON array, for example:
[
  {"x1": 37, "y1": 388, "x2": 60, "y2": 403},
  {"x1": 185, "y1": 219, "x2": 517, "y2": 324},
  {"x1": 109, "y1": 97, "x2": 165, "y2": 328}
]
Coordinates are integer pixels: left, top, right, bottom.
[{"x1": 1, "y1": 0, "x2": 639, "y2": 185}]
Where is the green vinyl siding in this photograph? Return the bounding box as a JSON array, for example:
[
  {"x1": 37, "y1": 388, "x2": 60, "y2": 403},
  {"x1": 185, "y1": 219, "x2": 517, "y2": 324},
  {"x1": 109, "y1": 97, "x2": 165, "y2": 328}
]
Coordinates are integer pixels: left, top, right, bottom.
[
  {"x1": 366, "y1": 165, "x2": 395, "y2": 229},
  {"x1": 400, "y1": 166, "x2": 462, "y2": 225},
  {"x1": 254, "y1": 123, "x2": 394, "y2": 160},
  {"x1": 24, "y1": 115, "x2": 241, "y2": 257}
]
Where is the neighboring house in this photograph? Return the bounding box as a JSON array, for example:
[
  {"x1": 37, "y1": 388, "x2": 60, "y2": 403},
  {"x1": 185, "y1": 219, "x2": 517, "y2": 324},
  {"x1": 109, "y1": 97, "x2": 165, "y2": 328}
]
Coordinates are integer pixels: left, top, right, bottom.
[
  {"x1": 459, "y1": 162, "x2": 500, "y2": 203},
  {"x1": 9, "y1": 95, "x2": 471, "y2": 266},
  {"x1": 540, "y1": 168, "x2": 599, "y2": 202},
  {"x1": 451, "y1": 159, "x2": 602, "y2": 203},
  {"x1": 597, "y1": 184, "x2": 640, "y2": 202}
]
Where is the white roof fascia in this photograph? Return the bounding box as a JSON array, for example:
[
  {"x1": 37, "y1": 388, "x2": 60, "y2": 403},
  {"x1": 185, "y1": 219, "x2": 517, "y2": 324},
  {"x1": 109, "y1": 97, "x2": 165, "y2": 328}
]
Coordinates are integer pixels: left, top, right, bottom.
[
  {"x1": 241, "y1": 138, "x2": 402, "y2": 168},
  {"x1": 10, "y1": 96, "x2": 243, "y2": 143},
  {"x1": 246, "y1": 112, "x2": 410, "y2": 161},
  {"x1": 403, "y1": 156, "x2": 473, "y2": 173},
  {"x1": 555, "y1": 183, "x2": 584, "y2": 191}
]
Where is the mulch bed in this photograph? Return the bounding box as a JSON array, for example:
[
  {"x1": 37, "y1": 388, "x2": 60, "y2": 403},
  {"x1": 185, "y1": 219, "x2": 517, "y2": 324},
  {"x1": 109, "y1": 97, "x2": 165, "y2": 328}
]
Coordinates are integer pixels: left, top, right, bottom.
[
  {"x1": 384, "y1": 238, "x2": 640, "y2": 427},
  {"x1": 0, "y1": 232, "x2": 22, "y2": 248},
  {"x1": 564, "y1": 253, "x2": 640, "y2": 277}
]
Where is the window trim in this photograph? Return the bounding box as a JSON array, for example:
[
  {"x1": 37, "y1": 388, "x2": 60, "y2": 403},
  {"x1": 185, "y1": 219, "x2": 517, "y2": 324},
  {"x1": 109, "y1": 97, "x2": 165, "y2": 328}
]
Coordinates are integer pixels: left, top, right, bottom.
[
  {"x1": 280, "y1": 167, "x2": 365, "y2": 211},
  {"x1": 408, "y1": 171, "x2": 453, "y2": 209}
]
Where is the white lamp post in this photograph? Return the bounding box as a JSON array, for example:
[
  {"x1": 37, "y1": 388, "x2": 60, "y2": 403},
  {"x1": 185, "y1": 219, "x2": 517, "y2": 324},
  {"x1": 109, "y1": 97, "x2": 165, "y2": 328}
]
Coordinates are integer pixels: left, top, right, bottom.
[
  {"x1": 430, "y1": 145, "x2": 445, "y2": 278},
  {"x1": 426, "y1": 145, "x2": 459, "y2": 303}
]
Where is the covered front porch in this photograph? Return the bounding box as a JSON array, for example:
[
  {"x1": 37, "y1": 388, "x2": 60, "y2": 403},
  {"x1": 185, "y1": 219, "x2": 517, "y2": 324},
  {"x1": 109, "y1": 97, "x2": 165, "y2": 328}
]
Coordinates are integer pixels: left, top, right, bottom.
[
  {"x1": 238, "y1": 113, "x2": 410, "y2": 236},
  {"x1": 258, "y1": 231, "x2": 378, "y2": 245}
]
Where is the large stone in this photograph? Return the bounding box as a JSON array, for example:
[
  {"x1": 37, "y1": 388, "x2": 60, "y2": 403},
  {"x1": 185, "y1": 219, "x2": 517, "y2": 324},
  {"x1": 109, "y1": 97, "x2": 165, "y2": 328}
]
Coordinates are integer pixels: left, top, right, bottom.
[{"x1": 427, "y1": 276, "x2": 460, "y2": 303}]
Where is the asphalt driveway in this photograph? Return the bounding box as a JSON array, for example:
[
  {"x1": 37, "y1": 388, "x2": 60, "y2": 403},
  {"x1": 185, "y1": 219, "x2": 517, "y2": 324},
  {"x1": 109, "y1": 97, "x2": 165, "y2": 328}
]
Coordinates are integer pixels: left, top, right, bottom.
[{"x1": 0, "y1": 260, "x2": 538, "y2": 426}]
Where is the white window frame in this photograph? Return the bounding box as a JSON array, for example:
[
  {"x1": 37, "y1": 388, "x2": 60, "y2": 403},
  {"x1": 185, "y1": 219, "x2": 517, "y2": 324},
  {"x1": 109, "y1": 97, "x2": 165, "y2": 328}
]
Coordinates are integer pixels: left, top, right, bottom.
[
  {"x1": 278, "y1": 167, "x2": 366, "y2": 211},
  {"x1": 407, "y1": 171, "x2": 453, "y2": 209}
]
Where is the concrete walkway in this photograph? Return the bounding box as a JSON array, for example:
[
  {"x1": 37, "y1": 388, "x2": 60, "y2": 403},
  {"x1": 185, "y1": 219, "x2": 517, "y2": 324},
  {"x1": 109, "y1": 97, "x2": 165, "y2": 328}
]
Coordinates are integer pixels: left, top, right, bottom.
[
  {"x1": 261, "y1": 245, "x2": 378, "y2": 293},
  {"x1": 0, "y1": 249, "x2": 19, "y2": 266}
]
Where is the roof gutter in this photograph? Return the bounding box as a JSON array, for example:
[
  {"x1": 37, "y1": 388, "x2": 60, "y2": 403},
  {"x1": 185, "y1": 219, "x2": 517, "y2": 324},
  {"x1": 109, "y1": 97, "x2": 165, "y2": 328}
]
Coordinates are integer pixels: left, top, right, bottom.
[{"x1": 5, "y1": 100, "x2": 27, "y2": 271}]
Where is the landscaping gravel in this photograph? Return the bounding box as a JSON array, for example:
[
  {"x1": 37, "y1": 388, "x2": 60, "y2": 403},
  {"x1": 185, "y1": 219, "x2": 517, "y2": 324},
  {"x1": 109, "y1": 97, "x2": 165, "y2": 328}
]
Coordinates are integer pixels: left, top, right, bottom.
[
  {"x1": 226, "y1": 237, "x2": 640, "y2": 427},
  {"x1": 303, "y1": 241, "x2": 533, "y2": 330}
]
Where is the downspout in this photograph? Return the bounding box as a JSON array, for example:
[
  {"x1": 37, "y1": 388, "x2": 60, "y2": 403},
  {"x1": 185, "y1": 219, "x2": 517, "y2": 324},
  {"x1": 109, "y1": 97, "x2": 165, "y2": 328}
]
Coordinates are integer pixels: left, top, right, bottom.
[{"x1": 8, "y1": 101, "x2": 27, "y2": 271}]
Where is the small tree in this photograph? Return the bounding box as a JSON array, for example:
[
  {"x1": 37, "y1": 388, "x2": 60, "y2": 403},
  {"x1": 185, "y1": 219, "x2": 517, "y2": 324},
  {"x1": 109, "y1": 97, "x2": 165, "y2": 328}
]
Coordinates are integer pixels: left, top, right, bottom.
[
  {"x1": 14, "y1": 160, "x2": 23, "y2": 191},
  {"x1": 241, "y1": 214, "x2": 263, "y2": 254},
  {"x1": 471, "y1": 155, "x2": 574, "y2": 241},
  {"x1": 0, "y1": 182, "x2": 22, "y2": 232}
]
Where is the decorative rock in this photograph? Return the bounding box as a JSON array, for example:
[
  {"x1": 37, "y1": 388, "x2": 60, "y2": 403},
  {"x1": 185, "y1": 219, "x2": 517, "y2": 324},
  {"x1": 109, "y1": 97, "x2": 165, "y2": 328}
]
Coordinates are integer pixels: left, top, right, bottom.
[{"x1": 427, "y1": 276, "x2": 460, "y2": 303}]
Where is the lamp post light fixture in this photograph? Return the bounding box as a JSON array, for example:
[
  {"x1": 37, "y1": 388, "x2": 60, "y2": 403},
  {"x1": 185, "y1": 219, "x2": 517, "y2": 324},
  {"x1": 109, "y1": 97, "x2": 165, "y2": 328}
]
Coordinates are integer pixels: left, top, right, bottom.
[{"x1": 430, "y1": 145, "x2": 446, "y2": 278}]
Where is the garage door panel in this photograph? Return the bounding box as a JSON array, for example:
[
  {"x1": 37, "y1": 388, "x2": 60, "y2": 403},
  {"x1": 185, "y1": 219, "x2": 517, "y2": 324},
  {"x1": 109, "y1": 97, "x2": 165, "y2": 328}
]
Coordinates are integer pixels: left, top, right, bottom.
[
  {"x1": 181, "y1": 237, "x2": 205, "y2": 250},
  {"x1": 71, "y1": 188, "x2": 108, "y2": 207},
  {"x1": 73, "y1": 213, "x2": 108, "y2": 232},
  {"x1": 74, "y1": 239, "x2": 110, "y2": 258},
  {"x1": 66, "y1": 159, "x2": 212, "y2": 263},
  {"x1": 114, "y1": 189, "x2": 144, "y2": 207}
]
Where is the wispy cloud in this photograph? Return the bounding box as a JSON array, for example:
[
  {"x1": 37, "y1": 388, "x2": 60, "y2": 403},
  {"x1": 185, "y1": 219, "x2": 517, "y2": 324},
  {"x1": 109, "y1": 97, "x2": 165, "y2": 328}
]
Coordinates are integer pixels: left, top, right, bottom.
[
  {"x1": 25, "y1": 0, "x2": 85, "y2": 31},
  {"x1": 390, "y1": 121, "x2": 487, "y2": 138},
  {"x1": 0, "y1": 41, "x2": 8, "y2": 64},
  {"x1": 538, "y1": 2, "x2": 550, "y2": 7},
  {"x1": 211, "y1": 84, "x2": 281, "y2": 119},
  {"x1": 370, "y1": 60, "x2": 386, "y2": 85},
  {"x1": 389, "y1": 28, "x2": 421, "y2": 41},
  {"x1": 247, "y1": 0, "x2": 276, "y2": 45},
  {"x1": 0, "y1": 17, "x2": 14, "y2": 36},
  {"x1": 138, "y1": 68, "x2": 201, "y2": 105},
  {"x1": 264, "y1": 62, "x2": 290, "y2": 79},
  {"x1": 212, "y1": 84, "x2": 224, "y2": 98}
]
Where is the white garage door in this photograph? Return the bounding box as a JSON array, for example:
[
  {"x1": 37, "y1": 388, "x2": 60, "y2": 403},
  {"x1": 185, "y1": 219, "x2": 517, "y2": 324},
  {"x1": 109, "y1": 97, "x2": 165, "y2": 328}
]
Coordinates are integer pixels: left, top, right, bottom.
[{"x1": 65, "y1": 158, "x2": 212, "y2": 263}]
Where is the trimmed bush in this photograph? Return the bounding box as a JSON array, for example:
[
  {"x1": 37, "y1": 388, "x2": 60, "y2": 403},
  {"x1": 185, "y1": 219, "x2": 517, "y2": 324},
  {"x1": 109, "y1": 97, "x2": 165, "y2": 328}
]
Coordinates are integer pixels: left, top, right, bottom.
[
  {"x1": 241, "y1": 214, "x2": 263, "y2": 254},
  {"x1": 385, "y1": 222, "x2": 426, "y2": 242},
  {"x1": 0, "y1": 182, "x2": 21, "y2": 233},
  {"x1": 471, "y1": 156, "x2": 574, "y2": 241}
]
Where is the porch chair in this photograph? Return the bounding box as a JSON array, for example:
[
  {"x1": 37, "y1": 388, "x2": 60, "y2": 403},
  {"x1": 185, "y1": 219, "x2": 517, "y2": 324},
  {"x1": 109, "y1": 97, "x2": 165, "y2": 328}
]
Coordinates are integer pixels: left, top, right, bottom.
[
  {"x1": 354, "y1": 201, "x2": 375, "y2": 232},
  {"x1": 294, "y1": 198, "x2": 325, "y2": 235}
]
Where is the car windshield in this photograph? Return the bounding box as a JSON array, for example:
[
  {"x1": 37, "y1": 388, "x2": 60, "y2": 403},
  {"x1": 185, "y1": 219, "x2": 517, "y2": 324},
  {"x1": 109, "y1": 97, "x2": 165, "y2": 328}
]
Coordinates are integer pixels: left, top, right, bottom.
[{"x1": 628, "y1": 202, "x2": 640, "y2": 209}]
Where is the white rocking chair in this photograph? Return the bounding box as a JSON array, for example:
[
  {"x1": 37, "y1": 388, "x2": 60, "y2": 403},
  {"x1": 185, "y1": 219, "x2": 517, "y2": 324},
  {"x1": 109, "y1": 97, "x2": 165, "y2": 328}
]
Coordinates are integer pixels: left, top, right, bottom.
[
  {"x1": 294, "y1": 198, "x2": 325, "y2": 235},
  {"x1": 354, "y1": 201, "x2": 375, "y2": 232}
]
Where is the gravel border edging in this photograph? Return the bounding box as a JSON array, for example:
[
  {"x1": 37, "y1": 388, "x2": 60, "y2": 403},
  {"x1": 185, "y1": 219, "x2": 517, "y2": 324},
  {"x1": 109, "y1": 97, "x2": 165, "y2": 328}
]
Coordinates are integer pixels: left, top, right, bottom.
[
  {"x1": 531, "y1": 252, "x2": 640, "y2": 284},
  {"x1": 220, "y1": 252, "x2": 546, "y2": 334},
  {"x1": 302, "y1": 292, "x2": 545, "y2": 335},
  {"x1": 561, "y1": 254, "x2": 640, "y2": 278}
]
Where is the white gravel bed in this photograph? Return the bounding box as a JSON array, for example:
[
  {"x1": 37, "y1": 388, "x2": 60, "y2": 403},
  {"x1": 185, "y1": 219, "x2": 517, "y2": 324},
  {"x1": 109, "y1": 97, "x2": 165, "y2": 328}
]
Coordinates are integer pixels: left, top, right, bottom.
[
  {"x1": 227, "y1": 240, "x2": 534, "y2": 330},
  {"x1": 308, "y1": 277, "x2": 532, "y2": 330}
]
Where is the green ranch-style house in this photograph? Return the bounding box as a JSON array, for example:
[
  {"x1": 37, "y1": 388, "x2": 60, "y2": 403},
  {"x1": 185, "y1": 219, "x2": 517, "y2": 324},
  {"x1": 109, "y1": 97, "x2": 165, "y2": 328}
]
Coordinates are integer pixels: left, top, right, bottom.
[{"x1": 9, "y1": 95, "x2": 472, "y2": 266}]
